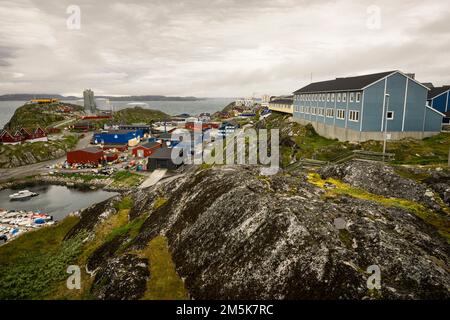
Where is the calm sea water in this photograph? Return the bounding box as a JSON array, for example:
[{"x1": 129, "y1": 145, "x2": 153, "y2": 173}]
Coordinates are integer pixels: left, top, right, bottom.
[
  {"x1": 0, "y1": 98, "x2": 235, "y2": 128},
  {"x1": 0, "y1": 185, "x2": 117, "y2": 221}
]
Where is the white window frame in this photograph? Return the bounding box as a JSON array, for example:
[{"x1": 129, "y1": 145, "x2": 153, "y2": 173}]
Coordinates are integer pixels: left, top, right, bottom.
[
  {"x1": 342, "y1": 93, "x2": 347, "y2": 102},
  {"x1": 349, "y1": 110, "x2": 360, "y2": 122},
  {"x1": 326, "y1": 108, "x2": 334, "y2": 118},
  {"x1": 356, "y1": 92, "x2": 361, "y2": 103},
  {"x1": 337, "y1": 93, "x2": 341, "y2": 102},
  {"x1": 350, "y1": 92, "x2": 354, "y2": 102},
  {"x1": 386, "y1": 111, "x2": 394, "y2": 120},
  {"x1": 327, "y1": 93, "x2": 330, "y2": 102},
  {"x1": 331, "y1": 93, "x2": 335, "y2": 102},
  {"x1": 336, "y1": 109, "x2": 345, "y2": 120}
]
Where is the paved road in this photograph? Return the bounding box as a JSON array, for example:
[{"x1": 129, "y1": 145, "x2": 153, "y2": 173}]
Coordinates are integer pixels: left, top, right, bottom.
[
  {"x1": 0, "y1": 134, "x2": 92, "y2": 182},
  {"x1": 139, "y1": 169, "x2": 167, "y2": 189}
]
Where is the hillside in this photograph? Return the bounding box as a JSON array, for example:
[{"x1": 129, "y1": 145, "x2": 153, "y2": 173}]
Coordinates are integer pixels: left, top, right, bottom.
[
  {"x1": 4, "y1": 103, "x2": 84, "y2": 130},
  {"x1": 112, "y1": 107, "x2": 169, "y2": 124},
  {"x1": 258, "y1": 113, "x2": 450, "y2": 167},
  {"x1": 1, "y1": 162, "x2": 449, "y2": 299},
  {"x1": 0, "y1": 135, "x2": 79, "y2": 168}
]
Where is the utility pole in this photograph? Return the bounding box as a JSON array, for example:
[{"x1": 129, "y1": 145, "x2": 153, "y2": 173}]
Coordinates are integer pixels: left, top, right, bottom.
[{"x1": 382, "y1": 94, "x2": 390, "y2": 162}]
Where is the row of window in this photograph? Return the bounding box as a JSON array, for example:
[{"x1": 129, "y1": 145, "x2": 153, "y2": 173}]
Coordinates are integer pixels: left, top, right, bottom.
[
  {"x1": 270, "y1": 103, "x2": 292, "y2": 109},
  {"x1": 294, "y1": 106, "x2": 360, "y2": 122},
  {"x1": 294, "y1": 92, "x2": 362, "y2": 103}
]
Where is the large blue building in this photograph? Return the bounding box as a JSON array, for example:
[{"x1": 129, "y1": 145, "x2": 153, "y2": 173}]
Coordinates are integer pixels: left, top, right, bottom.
[
  {"x1": 93, "y1": 129, "x2": 144, "y2": 145},
  {"x1": 427, "y1": 86, "x2": 450, "y2": 123},
  {"x1": 292, "y1": 71, "x2": 443, "y2": 142}
]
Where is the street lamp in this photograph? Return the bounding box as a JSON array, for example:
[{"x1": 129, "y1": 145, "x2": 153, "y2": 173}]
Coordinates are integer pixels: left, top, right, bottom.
[{"x1": 382, "y1": 93, "x2": 390, "y2": 162}]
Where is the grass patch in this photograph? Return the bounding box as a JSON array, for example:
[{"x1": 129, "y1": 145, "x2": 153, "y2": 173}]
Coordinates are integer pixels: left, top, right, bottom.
[
  {"x1": 261, "y1": 114, "x2": 450, "y2": 166},
  {"x1": 111, "y1": 171, "x2": 144, "y2": 188},
  {"x1": 0, "y1": 216, "x2": 86, "y2": 299},
  {"x1": 308, "y1": 173, "x2": 450, "y2": 243},
  {"x1": 138, "y1": 236, "x2": 188, "y2": 300},
  {"x1": 153, "y1": 197, "x2": 168, "y2": 210},
  {"x1": 114, "y1": 196, "x2": 134, "y2": 211},
  {"x1": 56, "y1": 172, "x2": 109, "y2": 182}
]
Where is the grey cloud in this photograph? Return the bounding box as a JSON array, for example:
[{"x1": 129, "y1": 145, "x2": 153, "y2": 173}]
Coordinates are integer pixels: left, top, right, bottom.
[{"x1": 0, "y1": 0, "x2": 449, "y2": 96}]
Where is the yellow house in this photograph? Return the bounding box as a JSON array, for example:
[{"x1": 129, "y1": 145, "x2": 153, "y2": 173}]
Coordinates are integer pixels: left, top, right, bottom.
[
  {"x1": 31, "y1": 98, "x2": 59, "y2": 104},
  {"x1": 268, "y1": 97, "x2": 293, "y2": 114}
]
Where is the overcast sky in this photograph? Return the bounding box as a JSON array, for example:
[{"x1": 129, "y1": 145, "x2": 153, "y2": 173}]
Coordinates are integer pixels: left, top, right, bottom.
[{"x1": 0, "y1": 0, "x2": 449, "y2": 97}]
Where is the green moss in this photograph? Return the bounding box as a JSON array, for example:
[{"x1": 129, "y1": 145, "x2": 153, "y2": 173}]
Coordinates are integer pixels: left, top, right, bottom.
[
  {"x1": 110, "y1": 171, "x2": 143, "y2": 188},
  {"x1": 114, "y1": 196, "x2": 134, "y2": 211},
  {"x1": 139, "y1": 236, "x2": 188, "y2": 300},
  {"x1": 153, "y1": 197, "x2": 168, "y2": 209},
  {"x1": 338, "y1": 229, "x2": 353, "y2": 249},
  {"x1": 308, "y1": 173, "x2": 450, "y2": 244}
]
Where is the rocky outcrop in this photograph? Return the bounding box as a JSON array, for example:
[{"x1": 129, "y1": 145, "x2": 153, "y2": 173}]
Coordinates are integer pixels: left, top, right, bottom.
[
  {"x1": 319, "y1": 161, "x2": 441, "y2": 210},
  {"x1": 90, "y1": 254, "x2": 149, "y2": 300},
  {"x1": 126, "y1": 165, "x2": 449, "y2": 299},
  {"x1": 67, "y1": 163, "x2": 450, "y2": 300}
]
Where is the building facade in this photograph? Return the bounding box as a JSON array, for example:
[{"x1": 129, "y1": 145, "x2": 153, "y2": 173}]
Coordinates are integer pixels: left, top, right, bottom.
[
  {"x1": 427, "y1": 86, "x2": 450, "y2": 123},
  {"x1": 83, "y1": 89, "x2": 97, "y2": 114},
  {"x1": 132, "y1": 141, "x2": 162, "y2": 158},
  {"x1": 292, "y1": 71, "x2": 443, "y2": 142},
  {"x1": 93, "y1": 129, "x2": 144, "y2": 145},
  {"x1": 67, "y1": 147, "x2": 104, "y2": 165},
  {"x1": 268, "y1": 96, "x2": 293, "y2": 114}
]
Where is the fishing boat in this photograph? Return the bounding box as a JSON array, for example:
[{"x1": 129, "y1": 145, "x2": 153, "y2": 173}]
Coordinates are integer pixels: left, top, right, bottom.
[{"x1": 9, "y1": 190, "x2": 38, "y2": 201}]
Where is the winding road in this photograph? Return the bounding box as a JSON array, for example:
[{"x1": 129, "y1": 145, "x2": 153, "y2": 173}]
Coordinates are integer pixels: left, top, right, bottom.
[{"x1": 0, "y1": 134, "x2": 92, "y2": 183}]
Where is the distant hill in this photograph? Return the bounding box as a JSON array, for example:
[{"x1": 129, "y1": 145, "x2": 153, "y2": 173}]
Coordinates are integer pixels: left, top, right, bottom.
[
  {"x1": 0, "y1": 94, "x2": 78, "y2": 101},
  {"x1": 112, "y1": 107, "x2": 169, "y2": 124},
  {"x1": 0, "y1": 94, "x2": 204, "y2": 101}
]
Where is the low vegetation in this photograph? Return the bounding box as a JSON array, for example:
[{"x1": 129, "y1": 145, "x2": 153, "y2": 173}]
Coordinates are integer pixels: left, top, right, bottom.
[
  {"x1": 308, "y1": 173, "x2": 450, "y2": 243},
  {"x1": 262, "y1": 113, "x2": 450, "y2": 167},
  {"x1": 4, "y1": 103, "x2": 83, "y2": 130},
  {"x1": 138, "y1": 236, "x2": 188, "y2": 300},
  {"x1": 0, "y1": 135, "x2": 79, "y2": 168},
  {"x1": 0, "y1": 216, "x2": 83, "y2": 299},
  {"x1": 110, "y1": 171, "x2": 145, "y2": 188},
  {"x1": 112, "y1": 107, "x2": 169, "y2": 124}
]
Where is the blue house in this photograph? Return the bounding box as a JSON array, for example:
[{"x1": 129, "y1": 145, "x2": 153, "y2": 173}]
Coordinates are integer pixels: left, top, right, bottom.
[
  {"x1": 93, "y1": 129, "x2": 144, "y2": 145},
  {"x1": 292, "y1": 71, "x2": 443, "y2": 142},
  {"x1": 427, "y1": 86, "x2": 450, "y2": 123}
]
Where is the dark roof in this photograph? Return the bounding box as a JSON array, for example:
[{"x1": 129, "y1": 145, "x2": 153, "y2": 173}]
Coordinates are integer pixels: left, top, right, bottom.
[
  {"x1": 80, "y1": 147, "x2": 103, "y2": 154},
  {"x1": 148, "y1": 147, "x2": 180, "y2": 160},
  {"x1": 158, "y1": 132, "x2": 173, "y2": 139},
  {"x1": 428, "y1": 86, "x2": 450, "y2": 99},
  {"x1": 293, "y1": 71, "x2": 397, "y2": 94},
  {"x1": 139, "y1": 141, "x2": 161, "y2": 149},
  {"x1": 422, "y1": 82, "x2": 434, "y2": 89},
  {"x1": 270, "y1": 98, "x2": 293, "y2": 105}
]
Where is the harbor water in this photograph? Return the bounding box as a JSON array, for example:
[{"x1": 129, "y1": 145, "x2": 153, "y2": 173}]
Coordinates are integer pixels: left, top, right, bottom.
[{"x1": 0, "y1": 184, "x2": 118, "y2": 221}]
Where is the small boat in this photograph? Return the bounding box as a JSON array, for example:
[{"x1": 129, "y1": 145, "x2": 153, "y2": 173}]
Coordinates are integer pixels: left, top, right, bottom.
[{"x1": 9, "y1": 190, "x2": 38, "y2": 201}]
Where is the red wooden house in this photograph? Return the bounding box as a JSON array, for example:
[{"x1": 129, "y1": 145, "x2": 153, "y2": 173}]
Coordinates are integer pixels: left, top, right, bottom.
[
  {"x1": 0, "y1": 130, "x2": 24, "y2": 145},
  {"x1": 132, "y1": 141, "x2": 162, "y2": 158},
  {"x1": 67, "y1": 147, "x2": 104, "y2": 165},
  {"x1": 185, "y1": 122, "x2": 220, "y2": 130},
  {"x1": 20, "y1": 127, "x2": 47, "y2": 142}
]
